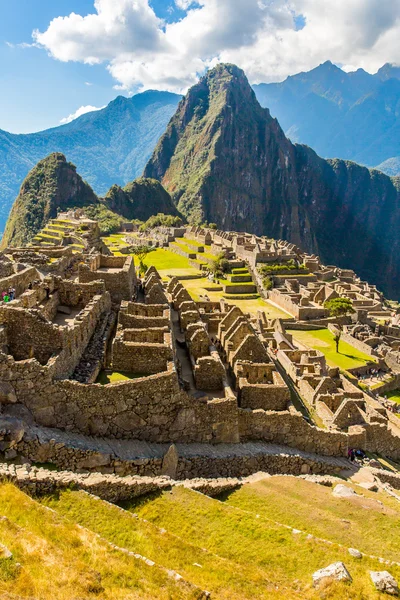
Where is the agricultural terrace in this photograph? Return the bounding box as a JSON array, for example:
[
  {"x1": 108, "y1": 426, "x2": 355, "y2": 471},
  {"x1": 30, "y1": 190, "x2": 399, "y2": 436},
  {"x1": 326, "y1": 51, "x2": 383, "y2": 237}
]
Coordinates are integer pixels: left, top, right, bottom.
[{"x1": 287, "y1": 328, "x2": 376, "y2": 371}]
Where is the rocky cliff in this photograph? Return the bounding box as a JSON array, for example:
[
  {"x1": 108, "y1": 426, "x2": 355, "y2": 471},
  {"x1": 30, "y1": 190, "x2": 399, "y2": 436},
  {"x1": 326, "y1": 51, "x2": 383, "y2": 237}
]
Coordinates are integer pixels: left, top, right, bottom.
[
  {"x1": 145, "y1": 64, "x2": 400, "y2": 298},
  {"x1": 1, "y1": 153, "x2": 99, "y2": 248},
  {"x1": 104, "y1": 177, "x2": 178, "y2": 221}
]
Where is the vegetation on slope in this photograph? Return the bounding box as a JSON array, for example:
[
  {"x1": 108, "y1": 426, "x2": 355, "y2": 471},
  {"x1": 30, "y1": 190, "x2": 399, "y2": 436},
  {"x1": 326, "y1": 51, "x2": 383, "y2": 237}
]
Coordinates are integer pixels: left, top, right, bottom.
[
  {"x1": 1, "y1": 153, "x2": 98, "y2": 248},
  {"x1": 0, "y1": 483, "x2": 194, "y2": 599},
  {"x1": 104, "y1": 177, "x2": 179, "y2": 222}
]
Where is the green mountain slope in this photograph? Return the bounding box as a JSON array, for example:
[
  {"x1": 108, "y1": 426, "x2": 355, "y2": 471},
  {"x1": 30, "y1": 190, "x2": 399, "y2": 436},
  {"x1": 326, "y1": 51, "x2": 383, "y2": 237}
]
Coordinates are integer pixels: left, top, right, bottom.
[
  {"x1": 145, "y1": 63, "x2": 400, "y2": 298},
  {"x1": 1, "y1": 154, "x2": 177, "y2": 248},
  {"x1": 0, "y1": 90, "x2": 181, "y2": 234},
  {"x1": 105, "y1": 177, "x2": 178, "y2": 221},
  {"x1": 1, "y1": 153, "x2": 99, "y2": 248}
]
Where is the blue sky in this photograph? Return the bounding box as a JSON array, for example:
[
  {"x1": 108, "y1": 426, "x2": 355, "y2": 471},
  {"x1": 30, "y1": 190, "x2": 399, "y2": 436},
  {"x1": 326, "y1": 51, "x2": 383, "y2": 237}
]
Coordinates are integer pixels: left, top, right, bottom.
[
  {"x1": 0, "y1": 0, "x2": 185, "y2": 133},
  {"x1": 0, "y1": 0, "x2": 398, "y2": 134}
]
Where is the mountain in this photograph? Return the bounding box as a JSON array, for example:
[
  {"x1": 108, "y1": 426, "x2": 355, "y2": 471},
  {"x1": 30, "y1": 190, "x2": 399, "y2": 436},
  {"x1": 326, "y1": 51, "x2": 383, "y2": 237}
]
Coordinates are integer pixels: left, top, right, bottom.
[
  {"x1": 1, "y1": 154, "x2": 177, "y2": 248},
  {"x1": 105, "y1": 177, "x2": 178, "y2": 221},
  {"x1": 1, "y1": 153, "x2": 99, "y2": 248},
  {"x1": 145, "y1": 63, "x2": 400, "y2": 298},
  {"x1": 0, "y1": 90, "x2": 181, "y2": 234},
  {"x1": 253, "y1": 61, "x2": 400, "y2": 175}
]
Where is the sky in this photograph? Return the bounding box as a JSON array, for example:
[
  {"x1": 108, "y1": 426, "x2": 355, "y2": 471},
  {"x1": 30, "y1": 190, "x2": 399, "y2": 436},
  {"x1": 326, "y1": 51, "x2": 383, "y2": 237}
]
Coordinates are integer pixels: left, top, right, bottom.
[{"x1": 1, "y1": 0, "x2": 400, "y2": 134}]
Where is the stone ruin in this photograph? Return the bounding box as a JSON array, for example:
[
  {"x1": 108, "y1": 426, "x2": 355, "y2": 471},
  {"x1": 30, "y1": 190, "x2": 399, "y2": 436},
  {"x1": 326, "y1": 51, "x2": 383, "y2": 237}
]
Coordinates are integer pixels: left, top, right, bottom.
[{"x1": 0, "y1": 220, "x2": 400, "y2": 487}]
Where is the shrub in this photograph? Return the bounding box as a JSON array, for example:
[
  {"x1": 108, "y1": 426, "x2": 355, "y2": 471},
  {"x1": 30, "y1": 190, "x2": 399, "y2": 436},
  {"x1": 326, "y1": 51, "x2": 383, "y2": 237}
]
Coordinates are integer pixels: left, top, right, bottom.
[
  {"x1": 263, "y1": 275, "x2": 273, "y2": 290},
  {"x1": 139, "y1": 213, "x2": 183, "y2": 231},
  {"x1": 324, "y1": 297, "x2": 355, "y2": 317}
]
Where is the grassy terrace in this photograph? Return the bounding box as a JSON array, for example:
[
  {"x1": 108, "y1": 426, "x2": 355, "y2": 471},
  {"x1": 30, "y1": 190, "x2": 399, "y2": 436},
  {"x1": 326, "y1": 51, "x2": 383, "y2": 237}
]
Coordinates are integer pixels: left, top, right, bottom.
[
  {"x1": 41, "y1": 478, "x2": 400, "y2": 599},
  {"x1": 0, "y1": 484, "x2": 190, "y2": 600},
  {"x1": 287, "y1": 328, "x2": 376, "y2": 371},
  {"x1": 386, "y1": 390, "x2": 400, "y2": 404}
]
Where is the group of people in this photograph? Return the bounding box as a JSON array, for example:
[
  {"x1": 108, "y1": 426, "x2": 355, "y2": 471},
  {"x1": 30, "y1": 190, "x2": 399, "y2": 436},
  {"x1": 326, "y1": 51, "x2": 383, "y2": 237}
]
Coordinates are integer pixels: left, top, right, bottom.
[
  {"x1": 358, "y1": 368, "x2": 384, "y2": 382},
  {"x1": 348, "y1": 448, "x2": 366, "y2": 462},
  {"x1": 1, "y1": 287, "x2": 15, "y2": 303}
]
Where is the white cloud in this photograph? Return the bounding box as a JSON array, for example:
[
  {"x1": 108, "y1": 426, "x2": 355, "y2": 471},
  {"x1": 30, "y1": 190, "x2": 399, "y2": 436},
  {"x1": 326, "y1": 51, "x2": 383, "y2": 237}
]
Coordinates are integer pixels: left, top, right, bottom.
[
  {"x1": 85, "y1": 81, "x2": 93, "y2": 86},
  {"x1": 34, "y1": 0, "x2": 400, "y2": 92},
  {"x1": 60, "y1": 105, "x2": 105, "y2": 124}
]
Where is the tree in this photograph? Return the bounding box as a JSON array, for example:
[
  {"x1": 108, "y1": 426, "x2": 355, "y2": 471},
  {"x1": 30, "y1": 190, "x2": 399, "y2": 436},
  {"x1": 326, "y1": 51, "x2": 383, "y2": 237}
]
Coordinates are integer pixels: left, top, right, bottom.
[
  {"x1": 129, "y1": 245, "x2": 155, "y2": 276},
  {"x1": 209, "y1": 252, "x2": 230, "y2": 278},
  {"x1": 324, "y1": 297, "x2": 354, "y2": 317},
  {"x1": 333, "y1": 328, "x2": 342, "y2": 353}
]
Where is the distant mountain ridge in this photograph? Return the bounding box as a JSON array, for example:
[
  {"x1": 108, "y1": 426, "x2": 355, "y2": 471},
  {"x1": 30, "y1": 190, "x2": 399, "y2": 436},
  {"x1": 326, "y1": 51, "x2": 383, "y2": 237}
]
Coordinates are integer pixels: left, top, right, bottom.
[
  {"x1": 0, "y1": 90, "x2": 181, "y2": 234},
  {"x1": 145, "y1": 63, "x2": 400, "y2": 299},
  {"x1": 253, "y1": 61, "x2": 400, "y2": 176}
]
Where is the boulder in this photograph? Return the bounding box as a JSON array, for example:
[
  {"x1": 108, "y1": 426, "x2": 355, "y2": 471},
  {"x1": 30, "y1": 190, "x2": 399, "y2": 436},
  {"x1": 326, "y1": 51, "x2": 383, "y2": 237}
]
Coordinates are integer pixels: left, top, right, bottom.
[
  {"x1": 370, "y1": 571, "x2": 399, "y2": 595},
  {"x1": 161, "y1": 444, "x2": 179, "y2": 479},
  {"x1": 313, "y1": 562, "x2": 352, "y2": 588},
  {"x1": 0, "y1": 383, "x2": 17, "y2": 405},
  {"x1": 0, "y1": 543, "x2": 12, "y2": 559},
  {"x1": 332, "y1": 484, "x2": 358, "y2": 498},
  {"x1": 348, "y1": 548, "x2": 362, "y2": 559},
  {"x1": 0, "y1": 417, "x2": 25, "y2": 450}
]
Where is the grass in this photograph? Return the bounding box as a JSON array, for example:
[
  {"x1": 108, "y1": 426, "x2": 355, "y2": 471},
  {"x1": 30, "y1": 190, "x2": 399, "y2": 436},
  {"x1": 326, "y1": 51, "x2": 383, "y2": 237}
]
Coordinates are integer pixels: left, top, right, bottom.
[
  {"x1": 129, "y1": 483, "x2": 400, "y2": 599},
  {"x1": 0, "y1": 483, "x2": 192, "y2": 600},
  {"x1": 41, "y1": 482, "x2": 400, "y2": 600},
  {"x1": 96, "y1": 371, "x2": 146, "y2": 385},
  {"x1": 222, "y1": 476, "x2": 400, "y2": 564},
  {"x1": 287, "y1": 328, "x2": 375, "y2": 370},
  {"x1": 386, "y1": 389, "x2": 400, "y2": 404}
]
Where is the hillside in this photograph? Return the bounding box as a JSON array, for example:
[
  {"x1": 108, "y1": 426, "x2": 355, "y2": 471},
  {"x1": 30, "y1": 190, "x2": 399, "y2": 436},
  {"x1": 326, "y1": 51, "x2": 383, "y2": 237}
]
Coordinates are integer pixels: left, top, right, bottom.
[
  {"x1": 1, "y1": 153, "x2": 99, "y2": 248},
  {"x1": 1, "y1": 474, "x2": 400, "y2": 599},
  {"x1": 253, "y1": 61, "x2": 400, "y2": 175},
  {"x1": 105, "y1": 176, "x2": 178, "y2": 221},
  {"x1": 0, "y1": 90, "x2": 181, "y2": 234},
  {"x1": 145, "y1": 63, "x2": 400, "y2": 298},
  {"x1": 1, "y1": 154, "x2": 178, "y2": 247}
]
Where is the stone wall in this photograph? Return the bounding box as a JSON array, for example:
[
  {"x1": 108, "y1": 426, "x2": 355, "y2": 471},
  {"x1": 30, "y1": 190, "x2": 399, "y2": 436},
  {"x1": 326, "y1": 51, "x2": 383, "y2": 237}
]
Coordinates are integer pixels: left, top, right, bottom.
[
  {"x1": 238, "y1": 382, "x2": 290, "y2": 411},
  {"x1": 239, "y1": 408, "x2": 348, "y2": 457},
  {"x1": 0, "y1": 266, "x2": 39, "y2": 298},
  {"x1": 79, "y1": 255, "x2": 135, "y2": 303},
  {"x1": 112, "y1": 338, "x2": 173, "y2": 375}
]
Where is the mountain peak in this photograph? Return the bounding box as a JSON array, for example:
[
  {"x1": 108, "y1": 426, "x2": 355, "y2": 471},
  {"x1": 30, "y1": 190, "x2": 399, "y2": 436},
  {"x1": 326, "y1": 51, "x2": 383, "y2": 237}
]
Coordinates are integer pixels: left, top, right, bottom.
[
  {"x1": 376, "y1": 63, "x2": 400, "y2": 81},
  {"x1": 1, "y1": 153, "x2": 98, "y2": 248}
]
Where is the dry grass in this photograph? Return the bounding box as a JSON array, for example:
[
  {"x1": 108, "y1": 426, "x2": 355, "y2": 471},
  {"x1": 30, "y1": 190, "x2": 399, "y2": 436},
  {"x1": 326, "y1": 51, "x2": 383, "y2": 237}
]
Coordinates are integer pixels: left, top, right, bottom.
[{"x1": 0, "y1": 483, "x2": 196, "y2": 599}]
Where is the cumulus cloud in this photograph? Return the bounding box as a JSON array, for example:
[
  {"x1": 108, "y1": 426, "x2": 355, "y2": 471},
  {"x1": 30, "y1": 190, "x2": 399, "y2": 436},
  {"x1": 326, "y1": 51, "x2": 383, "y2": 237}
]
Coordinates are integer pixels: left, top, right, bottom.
[
  {"x1": 60, "y1": 105, "x2": 105, "y2": 124},
  {"x1": 34, "y1": 0, "x2": 400, "y2": 92}
]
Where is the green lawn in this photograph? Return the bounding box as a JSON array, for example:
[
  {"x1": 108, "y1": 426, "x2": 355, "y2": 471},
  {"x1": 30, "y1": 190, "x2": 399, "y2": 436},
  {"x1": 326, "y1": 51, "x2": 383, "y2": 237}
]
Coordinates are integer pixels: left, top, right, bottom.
[
  {"x1": 96, "y1": 371, "x2": 145, "y2": 385},
  {"x1": 145, "y1": 248, "x2": 193, "y2": 272},
  {"x1": 386, "y1": 390, "x2": 400, "y2": 404},
  {"x1": 287, "y1": 328, "x2": 375, "y2": 370}
]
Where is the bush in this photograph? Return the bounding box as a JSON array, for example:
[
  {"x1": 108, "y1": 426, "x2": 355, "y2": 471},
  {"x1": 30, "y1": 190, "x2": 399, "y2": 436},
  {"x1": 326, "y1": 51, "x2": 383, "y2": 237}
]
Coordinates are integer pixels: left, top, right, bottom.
[
  {"x1": 82, "y1": 204, "x2": 123, "y2": 235},
  {"x1": 263, "y1": 275, "x2": 273, "y2": 290},
  {"x1": 258, "y1": 259, "x2": 307, "y2": 275},
  {"x1": 139, "y1": 213, "x2": 183, "y2": 231}
]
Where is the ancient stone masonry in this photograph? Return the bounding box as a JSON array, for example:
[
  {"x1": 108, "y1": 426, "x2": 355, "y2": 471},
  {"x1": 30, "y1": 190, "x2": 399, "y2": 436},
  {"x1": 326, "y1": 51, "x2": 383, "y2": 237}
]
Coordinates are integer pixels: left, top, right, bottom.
[
  {"x1": 2, "y1": 221, "x2": 400, "y2": 485},
  {"x1": 79, "y1": 254, "x2": 136, "y2": 303}
]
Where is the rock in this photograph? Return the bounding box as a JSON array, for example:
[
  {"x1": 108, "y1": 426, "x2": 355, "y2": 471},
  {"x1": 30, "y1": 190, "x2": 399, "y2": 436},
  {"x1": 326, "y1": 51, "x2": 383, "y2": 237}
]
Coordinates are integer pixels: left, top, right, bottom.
[
  {"x1": 332, "y1": 484, "x2": 358, "y2": 498},
  {"x1": 161, "y1": 444, "x2": 179, "y2": 480},
  {"x1": 348, "y1": 548, "x2": 362, "y2": 559},
  {"x1": 76, "y1": 453, "x2": 111, "y2": 470},
  {"x1": 0, "y1": 543, "x2": 12, "y2": 559},
  {"x1": 369, "y1": 460, "x2": 381, "y2": 469},
  {"x1": 57, "y1": 305, "x2": 71, "y2": 315},
  {"x1": 370, "y1": 571, "x2": 399, "y2": 595},
  {"x1": 313, "y1": 562, "x2": 352, "y2": 588},
  {"x1": 0, "y1": 383, "x2": 17, "y2": 405},
  {"x1": 359, "y1": 481, "x2": 379, "y2": 492}
]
